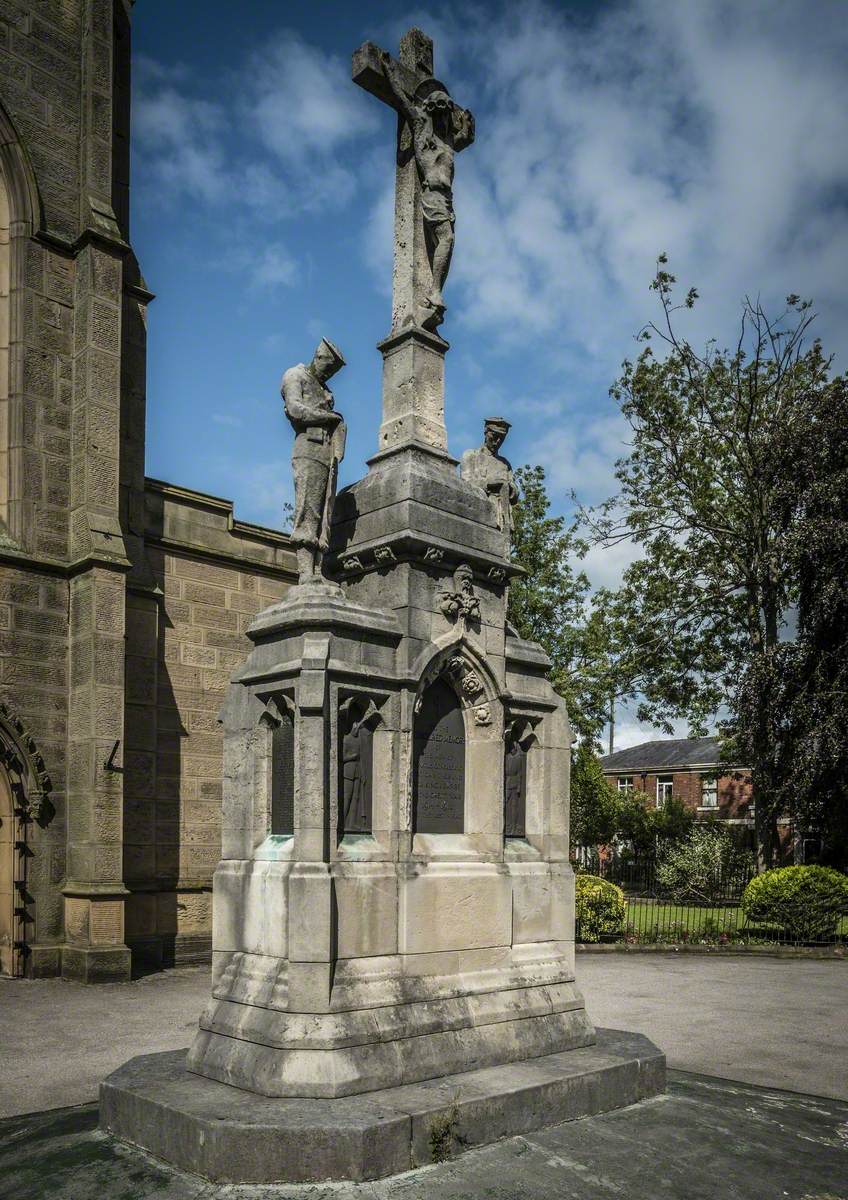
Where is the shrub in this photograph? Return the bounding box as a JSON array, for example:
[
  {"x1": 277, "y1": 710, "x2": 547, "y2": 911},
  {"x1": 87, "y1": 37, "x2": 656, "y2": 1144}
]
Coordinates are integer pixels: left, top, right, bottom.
[
  {"x1": 741, "y1": 866, "x2": 848, "y2": 941},
  {"x1": 615, "y1": 792, "x2": 694, "y2": 864},
  {"x1": 575, "y1": 874, "x2": 626, "y2": 942},
  {"x1": 656, "y1": 826, "x2": 755, "y2": 904}
]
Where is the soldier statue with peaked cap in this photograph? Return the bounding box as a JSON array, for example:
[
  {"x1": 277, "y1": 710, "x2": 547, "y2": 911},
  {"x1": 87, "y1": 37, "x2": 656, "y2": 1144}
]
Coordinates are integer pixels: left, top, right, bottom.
[
  {"x1": 461, "y1": 417, "x2": 518, "y2": 540},
  {"x1": 281, "y1": 338, "x2": 347, "y2": 583}
]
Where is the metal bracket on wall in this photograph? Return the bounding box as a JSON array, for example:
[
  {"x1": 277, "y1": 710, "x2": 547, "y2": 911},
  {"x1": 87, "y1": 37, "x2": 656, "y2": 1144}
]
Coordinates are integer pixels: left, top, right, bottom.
[{"x1": 103, "y1": 739, "x2": 123, "y2": 773}]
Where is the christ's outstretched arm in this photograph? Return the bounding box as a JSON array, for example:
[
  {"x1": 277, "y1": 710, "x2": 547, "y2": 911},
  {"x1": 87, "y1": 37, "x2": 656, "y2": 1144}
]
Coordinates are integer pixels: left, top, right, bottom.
[{"x1": 380, "y1": 52, "x2": 418, "y2": 126}]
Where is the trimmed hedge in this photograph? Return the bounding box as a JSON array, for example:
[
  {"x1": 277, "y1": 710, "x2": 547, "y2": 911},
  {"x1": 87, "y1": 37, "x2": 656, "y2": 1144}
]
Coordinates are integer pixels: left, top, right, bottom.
[
  {"x1": 575, "y1": 874, "x2": 626, "y2": 943},
  {"x1": 742, "y1": 865, "x2": 848, "y2": 941}
]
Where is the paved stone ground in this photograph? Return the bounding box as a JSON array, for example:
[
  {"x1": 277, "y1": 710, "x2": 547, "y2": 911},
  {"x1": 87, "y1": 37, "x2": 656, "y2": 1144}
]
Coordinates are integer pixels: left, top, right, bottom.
[
  {"x1": 578, "y1": 953, "x2": 848, "y2": 1102},
  {"x1": 1, "y1": 955, "x2": 846, "y2": 1198},
  {"x1": 1, "y1": 1073, "x2": 846, "y2": 1199},
  {"x1": 1, "y1": 954, "x2": 845, "y2": 1117}
]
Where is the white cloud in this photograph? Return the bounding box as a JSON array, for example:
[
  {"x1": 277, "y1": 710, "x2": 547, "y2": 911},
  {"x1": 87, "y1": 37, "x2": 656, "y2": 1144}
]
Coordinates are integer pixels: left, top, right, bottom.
[
  {"x1": 242, "y1": 462, "x2": 294, "y2": 527},
  {"x1": 211, "y1": 413, "x2": 242, "y2": 428},
  {"x1": 581, "y1": 537, "x2": 642, "y2": 594},
  {"x1": 134, "y1": 87, "x2": 229, "y2": 203},
  {"x1": 134, "y1": 30, "x2": 378, "y2": 219},
  {"x1": 246, "y1": 32, "x2": 377, "y2": 164},
  {"x1": 445, "y1": 0, "x2": 848, "y2": 367},
  {"x1": 524, "y1": 412, "x2": 628, "y2": 505},
  {"x1": 610, "y1": 708, "x2": 696, "y2": 754},
  {"x1": 250, "y1": 244, "x2": 297, "y2": 289}
]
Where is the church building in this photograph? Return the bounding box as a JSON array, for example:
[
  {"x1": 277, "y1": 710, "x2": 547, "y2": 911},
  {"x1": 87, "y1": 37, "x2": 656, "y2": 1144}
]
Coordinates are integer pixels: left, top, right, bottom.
[{"x1": 0, "y1": 1, "x2": 297, "y2": 981}]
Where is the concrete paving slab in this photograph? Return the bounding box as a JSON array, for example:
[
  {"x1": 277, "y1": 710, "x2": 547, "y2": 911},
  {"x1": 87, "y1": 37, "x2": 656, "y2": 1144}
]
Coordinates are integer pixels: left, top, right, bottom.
[
  {"x1": 1, "y1": 954, "x2": 845, "y2": 1117},
  {"x1": 578, "y1": 953, "x2": 848, "y2": 1101},
  {"x1": 1, "y1": 1072, "x2": 845, "y2": 1199}
]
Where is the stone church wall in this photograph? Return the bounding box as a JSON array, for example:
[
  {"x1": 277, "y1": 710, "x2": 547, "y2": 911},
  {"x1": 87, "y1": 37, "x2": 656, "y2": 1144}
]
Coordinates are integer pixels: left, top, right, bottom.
[
  {"x1": 123, "y1": 480, "x2": 295, "y2": 969},
  {"x1": 0, "y1": 1, "x2": 297, "y2": 978}
]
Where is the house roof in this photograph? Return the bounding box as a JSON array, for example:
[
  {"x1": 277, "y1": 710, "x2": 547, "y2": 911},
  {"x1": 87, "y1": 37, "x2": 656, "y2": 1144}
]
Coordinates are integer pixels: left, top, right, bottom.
[{"x1": 599, "y1": 736, "x2": 721, "y2": 773}]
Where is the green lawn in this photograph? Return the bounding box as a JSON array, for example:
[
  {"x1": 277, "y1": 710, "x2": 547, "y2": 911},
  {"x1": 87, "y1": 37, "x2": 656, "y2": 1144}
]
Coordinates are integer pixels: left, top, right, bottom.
[{"x1": 619, "y1": 897, "x2": 848, "y2": 944}]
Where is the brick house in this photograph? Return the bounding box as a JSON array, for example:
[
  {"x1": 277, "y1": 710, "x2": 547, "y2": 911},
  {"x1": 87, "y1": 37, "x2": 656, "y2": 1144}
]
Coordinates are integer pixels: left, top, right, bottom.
[
  {"x1": 599, "y1": 736, "x2": 755, "y2": 836},
  {"x1": 0, "y1": 3, "x2": 297, "y2": 981}
]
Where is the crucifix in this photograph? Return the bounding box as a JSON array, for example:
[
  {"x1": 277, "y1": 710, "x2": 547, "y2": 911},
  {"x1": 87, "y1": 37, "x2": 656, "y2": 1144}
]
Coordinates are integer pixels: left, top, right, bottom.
[{"x1": 353, "y1": 29, "x2": 474, "y2": 336}]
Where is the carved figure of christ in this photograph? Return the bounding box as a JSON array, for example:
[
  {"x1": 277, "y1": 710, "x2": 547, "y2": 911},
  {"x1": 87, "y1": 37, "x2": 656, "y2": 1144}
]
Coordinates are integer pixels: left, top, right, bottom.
[{"x1": 352, "y1": 29, "x2": 474, "y2": 334}]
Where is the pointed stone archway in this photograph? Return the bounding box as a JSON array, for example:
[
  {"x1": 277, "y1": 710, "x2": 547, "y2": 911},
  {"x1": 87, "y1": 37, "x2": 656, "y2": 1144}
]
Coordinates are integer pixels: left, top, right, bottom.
[
  {"x1": 0, "y1": 765, "x2": 15, "y2": 976},
  {"x1": 0, "y1": 703, "x2": 53, "y2": 977}
]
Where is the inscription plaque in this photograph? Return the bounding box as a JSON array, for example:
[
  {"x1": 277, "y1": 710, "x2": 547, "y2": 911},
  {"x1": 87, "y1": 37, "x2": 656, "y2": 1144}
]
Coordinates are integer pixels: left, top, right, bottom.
[
  {"x1": 413, "y1": 679, "x2": 465, "y2": 834},
  {"x1": 271, "y1": 711, "x2": 294, "y2": 836}
]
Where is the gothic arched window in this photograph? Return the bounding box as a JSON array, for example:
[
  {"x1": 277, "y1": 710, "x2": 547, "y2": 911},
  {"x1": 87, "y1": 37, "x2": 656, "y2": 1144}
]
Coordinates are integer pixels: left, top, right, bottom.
[{"x1": 0, "y1": 165, "x2": 10, "y2": 533}]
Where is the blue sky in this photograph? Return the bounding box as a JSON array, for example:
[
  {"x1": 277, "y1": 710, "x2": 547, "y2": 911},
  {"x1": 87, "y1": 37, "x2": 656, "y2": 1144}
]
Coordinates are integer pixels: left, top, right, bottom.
[{"x1": 131, "y1": 0, "x2": 848, "y2": 747}]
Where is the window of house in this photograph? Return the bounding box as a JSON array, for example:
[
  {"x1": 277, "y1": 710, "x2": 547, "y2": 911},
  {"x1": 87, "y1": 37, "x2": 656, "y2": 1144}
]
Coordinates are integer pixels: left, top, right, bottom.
[
  {"x1": 700, "y1": 776, "x2": 718, "y2": 808},
  {"x1": 617, "y1": 776, "x2": 633, "y2": 794},
  {"x1": 656, "y1": 775, "x2": 674, "y2": 809}
]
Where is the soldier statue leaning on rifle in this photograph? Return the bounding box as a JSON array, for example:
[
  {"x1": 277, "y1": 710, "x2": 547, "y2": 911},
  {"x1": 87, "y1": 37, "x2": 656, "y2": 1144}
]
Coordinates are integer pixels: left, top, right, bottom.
[
  {"x1": 461, "y1": 417, "x2": 518, "y2": 540},
  {"x1": 281, "y1": 338, "x2": 347, "y2": 583}
]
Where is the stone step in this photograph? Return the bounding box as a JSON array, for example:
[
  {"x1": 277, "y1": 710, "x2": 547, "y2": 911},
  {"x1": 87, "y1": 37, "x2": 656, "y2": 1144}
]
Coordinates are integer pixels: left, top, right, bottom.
[{"x1": 99, "y1": 1026, "x2": 665, "y2": 1184}]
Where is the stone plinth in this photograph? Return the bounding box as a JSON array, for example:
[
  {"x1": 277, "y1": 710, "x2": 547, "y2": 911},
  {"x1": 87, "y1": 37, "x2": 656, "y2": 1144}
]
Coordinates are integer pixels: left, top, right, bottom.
[
  {"x1": 101, "y1": 1029, "x2": 665, "y2": 1184},
  {"x1": 167, "y1": 406, "x2": 602, "y2": 1103},
  {"x1": 377, "y1": 326, "x2": 449, "y2": 454}
]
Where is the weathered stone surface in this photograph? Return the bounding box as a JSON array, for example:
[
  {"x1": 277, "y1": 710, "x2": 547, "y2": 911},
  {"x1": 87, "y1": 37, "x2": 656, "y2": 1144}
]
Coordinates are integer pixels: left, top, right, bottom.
[
  {"x1": 282, "y1": 338, "x2": 347, "y2": 584},
  {"x1": 101, "y1": 1029, "x2": 665, "y2": 1183}
]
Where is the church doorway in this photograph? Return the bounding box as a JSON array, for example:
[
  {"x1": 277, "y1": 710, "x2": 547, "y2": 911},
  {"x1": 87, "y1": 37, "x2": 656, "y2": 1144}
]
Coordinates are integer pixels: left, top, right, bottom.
[{"x1": 0, "y1": 765, "x2": 16, "y2": 976}]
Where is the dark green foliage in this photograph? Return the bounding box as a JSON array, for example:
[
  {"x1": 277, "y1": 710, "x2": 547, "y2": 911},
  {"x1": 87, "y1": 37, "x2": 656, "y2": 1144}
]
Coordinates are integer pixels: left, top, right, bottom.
[
  {"x1": 615, "y1": 792, "x2": 694, "y2": 861},
  {"x1": 583, "y1": 258, "x2": 839, "y2": 865},
  {"x1": 742, "y1": 865, "x2": 848, "y2": 941},
  {"x1": 509, "y1": 465, "x2": 613, "y2": 743},
  {"x1": 570, "y1": 744, "x2": 620, "y2": 847},
  {"x1": 656, "y1": 825, "x2": 755, "y2": 904},
  {"x1": 736, "y1": 375, "x2": 848, "y2": 869}
]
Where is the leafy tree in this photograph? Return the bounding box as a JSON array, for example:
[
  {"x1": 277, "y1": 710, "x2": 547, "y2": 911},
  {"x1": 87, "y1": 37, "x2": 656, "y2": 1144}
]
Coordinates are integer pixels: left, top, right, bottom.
[
  {"x1": 736, "y1": 375, "x2": 848, "y2": 869},
  {"x1": 570, "y1": 743, "x2": 620, "y2": 849},
  {"x1": 584, "y1": 257, "x2": 834, "y2": 865},
  {"x1": 654, "y1": 795, "x2": 695, "y2": 844},
  {"x1": 509, "y1": 464, "x2": 614, "y2": 743},
  {"x1": 656, "y1": 825, "x2": 754, "y2": 904},
  {"x1": 615, "y1": 791, "x2": 694, "y2": 862}
]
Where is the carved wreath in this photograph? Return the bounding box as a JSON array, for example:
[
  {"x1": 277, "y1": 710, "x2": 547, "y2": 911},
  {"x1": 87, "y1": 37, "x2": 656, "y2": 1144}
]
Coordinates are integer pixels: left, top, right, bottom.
[{"x1": 437, "y1": 562, "x2": 480, "y2": 624}]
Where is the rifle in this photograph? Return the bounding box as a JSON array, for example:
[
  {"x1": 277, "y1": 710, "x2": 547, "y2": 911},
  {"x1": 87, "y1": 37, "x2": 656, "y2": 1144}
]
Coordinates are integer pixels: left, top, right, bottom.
[{"x1": 320, "y1": 418, "x2": 347, "y2": 551}]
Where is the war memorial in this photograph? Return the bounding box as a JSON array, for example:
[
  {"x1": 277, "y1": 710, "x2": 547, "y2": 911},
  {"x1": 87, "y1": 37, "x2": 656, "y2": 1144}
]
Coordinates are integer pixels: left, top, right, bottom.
[{"x1": 99, "y1": 27, "x2": 664, "y2": 1185}]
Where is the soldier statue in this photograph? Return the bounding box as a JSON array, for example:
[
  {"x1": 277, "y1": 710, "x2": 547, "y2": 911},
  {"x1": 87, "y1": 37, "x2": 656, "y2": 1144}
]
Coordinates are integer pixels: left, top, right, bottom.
[
  {"x1": 281, "y1": 339, "x2": 347, "y2": 583},
  {"x1": 504, "y1": 729, "x2": 526, "y2": 837},
  {"x1": 461, "y1": 417, "x2": 518, "y2": 539}
]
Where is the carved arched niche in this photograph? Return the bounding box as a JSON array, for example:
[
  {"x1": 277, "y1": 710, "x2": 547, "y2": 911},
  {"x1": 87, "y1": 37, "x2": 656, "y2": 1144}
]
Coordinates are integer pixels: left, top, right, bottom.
[
  {"x1": 503, "y1": 718, "x2": 540, "y2": 839},
  {"x1": 413, "y1": 678, "x2": 466, "y2": 834},
  {"x1": 254, "y1": 694, "x2": 295, "y2": 853},
  {"x1": 410, "y1": 644, "x2": 504, "y2": 849},
  {"x1": 338, "y1": 695, "x2": 383, "y2": 838}
]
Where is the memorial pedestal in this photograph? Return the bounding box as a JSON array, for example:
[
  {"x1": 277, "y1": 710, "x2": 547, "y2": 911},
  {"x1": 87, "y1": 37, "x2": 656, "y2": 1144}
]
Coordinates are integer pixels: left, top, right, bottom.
[
  {"x1": 102, "y1": 23, "x2": 665, "y2": 1183},
  {"x1": 101, "y1": 1028, "x2": 665, "y2": 1184}
]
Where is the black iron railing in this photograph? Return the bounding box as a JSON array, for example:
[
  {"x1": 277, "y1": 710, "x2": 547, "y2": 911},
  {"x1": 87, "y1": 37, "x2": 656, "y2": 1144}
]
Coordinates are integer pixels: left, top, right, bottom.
[{"x1": 575, "y1": 859, "x2": 847, "y2": 947}]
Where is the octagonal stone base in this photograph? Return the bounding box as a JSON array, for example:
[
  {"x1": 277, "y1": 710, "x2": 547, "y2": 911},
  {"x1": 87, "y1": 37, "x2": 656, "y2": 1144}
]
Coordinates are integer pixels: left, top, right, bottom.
[{"x1": 100, "y1": 1028, "x2": 665, "y2": 1184}]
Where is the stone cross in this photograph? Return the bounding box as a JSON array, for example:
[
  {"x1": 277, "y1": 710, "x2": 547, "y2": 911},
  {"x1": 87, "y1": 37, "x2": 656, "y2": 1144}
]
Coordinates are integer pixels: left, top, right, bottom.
[
  {"x1": 352, "y1": 29, "x2": 474, "y2": 457},
  {"x1": 352, "y1": 29, "x2": 474, "y2": 336}
]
